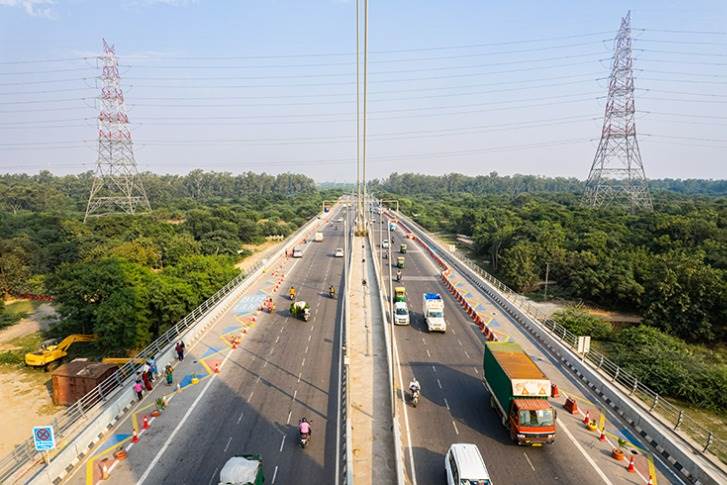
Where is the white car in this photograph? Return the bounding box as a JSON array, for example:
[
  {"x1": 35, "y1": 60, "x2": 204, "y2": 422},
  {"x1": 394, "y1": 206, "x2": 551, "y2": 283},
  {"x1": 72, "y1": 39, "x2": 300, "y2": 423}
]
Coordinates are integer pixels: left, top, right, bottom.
[
  {"x1": 382, "y1": 239, "x2": 390, "y2": 249},
  {"x1": 394, "y1": 301, "x2": 410, "y2": 325},
  {"x1": 336, "y1": 217, "x2": 344, "y2": 222},
  {"x1": 334, "y1": 248, "x2": 344, "y2": 258},
  {"x1": 445, "y1": 443, "x2": 492, "y2": 485},
  {"x1": 292, "y1": 247, "x2": 303, "y2": 258}
]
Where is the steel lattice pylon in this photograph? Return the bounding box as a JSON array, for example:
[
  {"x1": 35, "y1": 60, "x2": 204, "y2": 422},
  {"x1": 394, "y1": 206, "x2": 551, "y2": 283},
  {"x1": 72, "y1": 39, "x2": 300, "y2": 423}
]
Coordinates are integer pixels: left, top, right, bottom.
[
  {"x1": 583, "y1": 12, "x2": 653, "y2": 211},
  {"x1": 84, "y1": 39, "x2": 150, "y2": 223}
]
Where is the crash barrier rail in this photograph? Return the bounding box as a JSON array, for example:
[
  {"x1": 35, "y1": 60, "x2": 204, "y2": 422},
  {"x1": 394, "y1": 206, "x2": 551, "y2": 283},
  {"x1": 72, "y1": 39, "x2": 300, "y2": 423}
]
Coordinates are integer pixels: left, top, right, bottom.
[
  {"x1": 368, "y1": 226, "x2": 406, "y2": 485},
  {"x1": 0, "y1": 210, "x2": 328, "y2": 484},
  {"x1": 396, "y1": 213, "x2": 727, "y2": 484},
  {"x1": 338, "y1": 217, "x2": 353, "y2": 485}
]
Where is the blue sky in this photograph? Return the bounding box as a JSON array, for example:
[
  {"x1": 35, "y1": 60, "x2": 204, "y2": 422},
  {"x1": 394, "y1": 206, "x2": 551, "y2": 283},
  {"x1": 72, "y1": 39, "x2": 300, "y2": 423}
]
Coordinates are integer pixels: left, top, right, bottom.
[{"x1": 1, "y1": 0, "x2": 725, "y2": 181}]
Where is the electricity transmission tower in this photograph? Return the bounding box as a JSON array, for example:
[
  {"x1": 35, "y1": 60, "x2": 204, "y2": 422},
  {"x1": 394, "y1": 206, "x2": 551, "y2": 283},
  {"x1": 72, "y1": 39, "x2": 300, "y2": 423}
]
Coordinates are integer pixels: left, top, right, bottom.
[
  {"x1": 583, "y1": 11, "x2": 652, "y2": 211},
  {"x1": 84, "y1": 39, "x2": 150, "y2": 223}
]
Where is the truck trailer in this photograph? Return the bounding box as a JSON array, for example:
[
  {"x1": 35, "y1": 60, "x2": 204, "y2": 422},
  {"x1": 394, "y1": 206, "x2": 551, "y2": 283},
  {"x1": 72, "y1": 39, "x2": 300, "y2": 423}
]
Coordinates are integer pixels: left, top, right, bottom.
[{"x1": 482, "y1": 341, "x2": 556, "y2": 446}]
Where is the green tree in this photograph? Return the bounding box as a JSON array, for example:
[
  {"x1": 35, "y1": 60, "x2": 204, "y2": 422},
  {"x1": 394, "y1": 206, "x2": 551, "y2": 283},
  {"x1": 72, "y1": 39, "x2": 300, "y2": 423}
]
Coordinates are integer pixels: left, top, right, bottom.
[
  {"x1": 552, "y1": 306, "x2": 612, "y2": 339},
  {"x1": 500, "y1": 242, "x2": 539, "y2": 292}
]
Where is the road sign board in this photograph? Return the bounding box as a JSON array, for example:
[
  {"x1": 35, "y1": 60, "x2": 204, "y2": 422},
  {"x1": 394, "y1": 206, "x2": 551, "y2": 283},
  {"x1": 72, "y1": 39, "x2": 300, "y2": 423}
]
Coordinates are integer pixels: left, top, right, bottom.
[{"x1": 32, "y1": 426, "x2": 55, "y2": 451}]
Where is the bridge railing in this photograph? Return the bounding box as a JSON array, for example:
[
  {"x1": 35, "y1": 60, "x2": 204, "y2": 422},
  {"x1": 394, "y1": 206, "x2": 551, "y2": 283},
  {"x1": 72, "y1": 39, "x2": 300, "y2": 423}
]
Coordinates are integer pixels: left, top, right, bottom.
[
  {"x1": 402, "y1": 216, "x2": 725, "y2": 466},
  {"x1": 0, "y1": 210, "x2": 325, "y2": 484}
]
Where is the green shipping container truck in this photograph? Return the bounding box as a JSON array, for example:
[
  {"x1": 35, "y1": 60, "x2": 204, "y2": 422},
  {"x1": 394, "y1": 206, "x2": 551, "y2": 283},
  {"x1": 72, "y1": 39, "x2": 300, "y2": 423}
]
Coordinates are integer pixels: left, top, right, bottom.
[{"x1": 483, "y1": 341, "x2": 556, "y2": 446}]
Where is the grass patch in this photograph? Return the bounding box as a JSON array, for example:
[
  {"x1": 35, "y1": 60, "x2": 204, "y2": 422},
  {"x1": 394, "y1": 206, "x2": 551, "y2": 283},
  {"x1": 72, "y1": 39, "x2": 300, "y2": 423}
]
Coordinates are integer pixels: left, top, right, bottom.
[
  {"x1": 5, "y1": 300, "x2": 42, "y2": 315},
  {"x1": 0, "y1": 332, "x2": 45, "y2": 367}
]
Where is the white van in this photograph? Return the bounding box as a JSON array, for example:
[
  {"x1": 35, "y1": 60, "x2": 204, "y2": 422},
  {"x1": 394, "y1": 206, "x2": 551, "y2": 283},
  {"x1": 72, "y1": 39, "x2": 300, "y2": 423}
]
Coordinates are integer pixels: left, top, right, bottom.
[
  {"x1": 393, "y1": 301, "x2": 410, "y2": 325},
  {"x1": 445, "y1": 443, "x2": 492, "y2": 485}
]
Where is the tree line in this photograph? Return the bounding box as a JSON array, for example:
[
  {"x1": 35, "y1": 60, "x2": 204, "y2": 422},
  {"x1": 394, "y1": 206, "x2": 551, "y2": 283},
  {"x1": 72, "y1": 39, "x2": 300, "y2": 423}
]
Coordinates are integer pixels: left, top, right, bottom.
[{"x1": 0, "y1": 170, "x2": 330, "y2": 353}]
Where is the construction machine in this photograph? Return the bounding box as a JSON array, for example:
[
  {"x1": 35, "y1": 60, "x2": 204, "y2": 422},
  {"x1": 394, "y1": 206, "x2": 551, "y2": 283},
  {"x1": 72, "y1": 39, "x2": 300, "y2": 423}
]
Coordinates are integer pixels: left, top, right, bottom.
[{"x1": 25, "y1": 334, "x2": 96, "y2": 369}]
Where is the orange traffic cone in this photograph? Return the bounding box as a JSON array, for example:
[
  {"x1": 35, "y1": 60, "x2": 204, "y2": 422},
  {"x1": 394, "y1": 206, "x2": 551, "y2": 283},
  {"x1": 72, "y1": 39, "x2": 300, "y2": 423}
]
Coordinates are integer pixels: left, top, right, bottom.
[
  {"x1": 100, "y1": 460, "x2": 110, "y2": 480},
  {"x1": 626, "y1": 456, "x2": 636, "y2": 473},
  {"x1": 599, "y1": 429, "x2": 607, "y2": 442},
  {"x1": 551, "y1": 383, "x2": 560, "y2": 398},
  {"x1": 583, "y1": 410, "x2": 590, "y2": 425},
  {"x1": 132, "y1": 429, "x2": 139, "y2": 443},
  {"x1": 143, "y1": 416, "x2": 150, "y2": 430},
  {"x1": 214, "y1": 363, "x2": 220, "y2": 373}
]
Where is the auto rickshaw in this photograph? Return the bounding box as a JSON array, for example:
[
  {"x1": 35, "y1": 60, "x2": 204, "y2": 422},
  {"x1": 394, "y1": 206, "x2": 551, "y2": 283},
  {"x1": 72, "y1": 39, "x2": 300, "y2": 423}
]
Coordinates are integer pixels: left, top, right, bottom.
[
  {"x1": 290, "y1": 301, "x2": 311, "y2": 321},
  {"x1": 394, "y1": 286, "x2": 407, "y2": 303},
  {"x1": 400, "y1": 243, "x2": 407, "y2": 254},
  {"x1": 397, "y1": 256, "x2": 405, "y2": 268}
]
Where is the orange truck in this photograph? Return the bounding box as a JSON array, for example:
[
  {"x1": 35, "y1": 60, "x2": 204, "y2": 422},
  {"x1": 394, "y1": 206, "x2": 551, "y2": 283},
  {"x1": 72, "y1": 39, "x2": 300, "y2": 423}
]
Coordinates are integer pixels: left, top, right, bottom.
[{"x1": 483, "y1": 341, "x2": 556, "y2": 446}]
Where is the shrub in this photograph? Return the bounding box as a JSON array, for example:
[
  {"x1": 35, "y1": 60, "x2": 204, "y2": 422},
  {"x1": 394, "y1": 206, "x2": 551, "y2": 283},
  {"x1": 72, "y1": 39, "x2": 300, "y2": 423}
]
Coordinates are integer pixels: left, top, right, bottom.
[{"x1": 552, "y1": 306, "x2": 613, "y2": 340}]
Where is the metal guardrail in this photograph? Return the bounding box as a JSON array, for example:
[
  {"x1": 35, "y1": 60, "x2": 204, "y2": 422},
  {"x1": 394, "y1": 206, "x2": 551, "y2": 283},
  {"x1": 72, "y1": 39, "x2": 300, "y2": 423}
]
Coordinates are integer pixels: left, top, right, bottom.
[
  {"x1": 403, "y1": 216, "x2": 726, "y2": 465},
  {"x1": 337, "y1": 215, "x2": 353, "y2": 485},
  {"x1": 0, "y1": 212, "x2": 324, "y2": 483}
]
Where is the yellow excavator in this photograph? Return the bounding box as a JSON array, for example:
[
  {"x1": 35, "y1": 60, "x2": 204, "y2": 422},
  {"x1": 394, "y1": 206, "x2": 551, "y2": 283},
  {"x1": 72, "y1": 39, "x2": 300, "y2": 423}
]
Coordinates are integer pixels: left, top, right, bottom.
[
  {"x1": 101, "y1": 357, "x2": 144, "y2": 365},
  {"x1": 25, "y1": 334, "x2": 96, "y2": 369}
]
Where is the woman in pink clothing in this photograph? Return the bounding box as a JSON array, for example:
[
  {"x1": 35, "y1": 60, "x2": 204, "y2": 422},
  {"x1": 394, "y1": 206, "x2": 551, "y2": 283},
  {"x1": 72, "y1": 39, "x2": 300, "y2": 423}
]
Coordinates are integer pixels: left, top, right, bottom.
[{"x1": 133, "y1": 380, "x2": 143, "y2": 401}]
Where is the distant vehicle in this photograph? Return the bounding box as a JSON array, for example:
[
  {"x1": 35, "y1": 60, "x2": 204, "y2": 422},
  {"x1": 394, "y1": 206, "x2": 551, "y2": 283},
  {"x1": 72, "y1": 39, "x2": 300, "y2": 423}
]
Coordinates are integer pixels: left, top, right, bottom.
[
  {"x1": 400, "y1": 243, "x2": 407, "y2": 254},
  {"x1": 394, "y1": 287, "x2": 407, "y2": 303},
  {"x1": 389, "y1": 222, "x2": 398, "y2": 232},
  {"x1": 423, "y1": 293, "x2": 446, "y2": 332},
  {"x1": 394, "y1": 301, "x2": 410, "y2": 325},
  {"x1": 483, "y1": 341, "x2": 556, "y2": 446},
  {"x1": 396, "y1": 256, "x2": 405, "y2": 268},
  {"x1": 314, "y1": 232, "x2": 323, "y2": 242},
  {"x1": 382, "y1": 239, "x2": 390, "y2": 249},
  {"x1": 445, "y1": 444, "x2": 492, "y2": 485},
  {"x1": 324, "y1": 207, "x2": 330, "y2": 213},
  {"x1": 336, "y1": 217, "x2": 344, "y2": 222},
  {"x1": 292, "y1": 247, "x2": 303, "y2": 258},
  {"x1": 290, "y1": 301, "x2": 311, "y2": 321},
  {"x1": 218, "y1": 454, "x2": 264, "y2": 485},
  {"x1": 333, "y1": 248, "x2": 344, "y2": 258}
]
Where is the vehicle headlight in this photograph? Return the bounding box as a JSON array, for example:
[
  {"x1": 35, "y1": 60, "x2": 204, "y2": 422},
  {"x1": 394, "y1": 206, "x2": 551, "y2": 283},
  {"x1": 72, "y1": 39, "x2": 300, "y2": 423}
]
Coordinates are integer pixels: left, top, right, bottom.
[{"x1": 516, "y1": 434, "x2": 525, "y2": 439}]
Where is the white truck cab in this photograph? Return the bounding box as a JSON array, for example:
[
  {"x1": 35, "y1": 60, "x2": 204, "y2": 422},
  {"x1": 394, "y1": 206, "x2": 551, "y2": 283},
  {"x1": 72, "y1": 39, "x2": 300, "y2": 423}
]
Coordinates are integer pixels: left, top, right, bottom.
[{"x1": 423, "y1": 293, "x2": 446, "y2": 332}]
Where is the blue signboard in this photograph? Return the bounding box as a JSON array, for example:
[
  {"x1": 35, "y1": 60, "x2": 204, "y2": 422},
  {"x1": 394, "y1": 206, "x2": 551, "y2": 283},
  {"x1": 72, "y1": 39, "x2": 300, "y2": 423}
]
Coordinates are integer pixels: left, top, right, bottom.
[{"x1": 33, "y1": 426, "x2": 55, "y2": 451}]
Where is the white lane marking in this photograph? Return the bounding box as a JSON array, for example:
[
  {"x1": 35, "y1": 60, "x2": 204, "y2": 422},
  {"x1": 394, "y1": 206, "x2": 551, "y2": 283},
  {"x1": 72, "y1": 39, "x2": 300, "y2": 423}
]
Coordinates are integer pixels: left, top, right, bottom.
[
  {"x1": 305, "y1": 345, "x2": 309, "y2": 354},
  {"x1": 279, "y1": 434, "x2": 287, "y2": 452},
  {"x1": 263, "y1": 361, "x2": 268, "y2": 368},
  {"x1": 248, "y1": 390, "x2": 255, "y2": 402},
  {"x1": 473, "y1": 367, "x2": 479, "y2": 375},
  {"x1": 256, "y1": 376, "x2": 261, "y2": 384},
  {"x1": 437, "y1": 379, "x2": 443, "y2": 389},
  {"x1": 426, "y1": 349, "x2": 431, "y2": 358},
  {"x1": 421, "y1": 337, "x2": 426, "y2": 344},
  {"x1": 208, "y1": 467, "x2": 219, "y2": 485},
  {"x1": 444, "y1": 398, "x2": 450, "y2": 411},
  {"x1": 457, "y1": 338, "x2": 463, "y2": 347},
  {"x1": 268, "y1": 347, "x2": 274, "y2": 356},
  {"x1": 523, "y1": 451, "x2": 535, "y2": 471},
  {"x1": 297, "y1": 372, "x2": 302, "y2": 383},
  {"x1": 136, "y1": 346, "x2": 234, "y2": 485},
  {"x1": 464, "y1": 350, "x2": 471, "y2": 359},
  {"x1": 272, "y1": 465, "x2": 279, "y2": 484},
  {"x1": 451, "y1": 328, "x2": 456, "y2": 335},
  {"x1": 237, "y1": 411, "x2": 244, "y2": 424},
  {"x1": 224, "y1": 436, "x2": 232, "y2": 452},
  {"x1": 557, "y1": 417, "x2": 613, "y2": 485},
  {"x1": 308, "y1": 334, "x2": 312, "y2": 343},
  {"x1": 275, "y1": 336, "x2": 280, "y2": 344},
  {"x1": 451, "y1": 420, "x2": 459, "y2": 435},
  {"x1": 431, "y1": 365, "x2": 436, "y2": 373},
  {"x1": 287, "y1": 410, "x2": 292, "y2": 425},
  {"x1": 301, "y1": 358, "x2": 306, "y2": 367},
  {"x1": 293, "y1": 389, "x2": 298, "y2": 401}
]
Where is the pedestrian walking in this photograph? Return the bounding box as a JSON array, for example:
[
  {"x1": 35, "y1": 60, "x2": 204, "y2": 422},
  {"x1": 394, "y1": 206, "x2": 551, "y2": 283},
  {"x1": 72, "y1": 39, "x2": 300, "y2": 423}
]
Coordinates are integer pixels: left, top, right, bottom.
[
  {"x1": 133, "y1": 380, "x2": 143, "y2": 401},
  {"x1": 165, "y1": 364, "x2": 174, "y2": 386},
  {"x1": 149, "y1": 358, "x2": 158, "y2": 380},
  {"x1": 175, "y1": 341, "x2": 185, "y2": 361},
  {"x1": 142, "y1": 370, "x2": 152, "y2": 391}
]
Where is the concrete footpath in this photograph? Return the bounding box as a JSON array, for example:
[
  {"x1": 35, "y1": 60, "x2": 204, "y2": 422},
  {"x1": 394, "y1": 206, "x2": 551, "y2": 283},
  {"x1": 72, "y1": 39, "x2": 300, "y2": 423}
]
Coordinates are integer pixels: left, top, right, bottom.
[{"x1": 348, "y1": 235, "x2": 396, "y2": 485}]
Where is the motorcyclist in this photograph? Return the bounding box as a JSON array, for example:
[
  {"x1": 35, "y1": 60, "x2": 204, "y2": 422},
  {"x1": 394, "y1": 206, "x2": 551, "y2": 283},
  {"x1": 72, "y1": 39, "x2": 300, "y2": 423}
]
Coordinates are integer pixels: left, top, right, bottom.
[
  {"x1": 409, "y1": 378, "x2": 420, "y2": 396},
  {"x1": 299, "y1": 417, "x2": 311, "y2": 437},
  {"x1": 396, "y1": 270, "x2": 402, "y2": 282},
  {"x1": 329, "y1": 285, "x2": 336, "y2": 297},
  {"x1": 289, "y1": 286, "x2": 296, "y2": 300}
]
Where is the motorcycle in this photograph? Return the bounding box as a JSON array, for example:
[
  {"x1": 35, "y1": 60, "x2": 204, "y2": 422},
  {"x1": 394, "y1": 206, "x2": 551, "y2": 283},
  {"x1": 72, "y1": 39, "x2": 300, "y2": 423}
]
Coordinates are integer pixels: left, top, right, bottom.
[
  {"x1": 411, "y1": 389, "x2": 420, "y2": 407},
  {"x1": 396, "y1": 272, "x2": 402, "y2": 282},
  {"x1": 289, "y1": 288, "x2": 296, "y2": 300},
  {"x1": 299, "y1": 431, "x2": 311, "y2": 448},
  {"x1": 328, "y1": 287, "x2": 336, "y2": 298}
]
